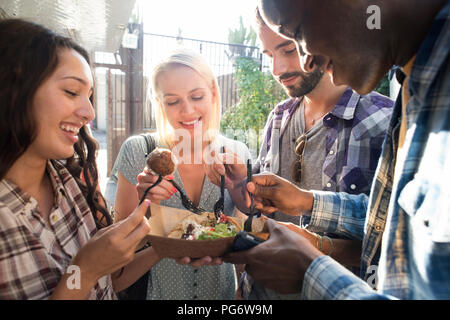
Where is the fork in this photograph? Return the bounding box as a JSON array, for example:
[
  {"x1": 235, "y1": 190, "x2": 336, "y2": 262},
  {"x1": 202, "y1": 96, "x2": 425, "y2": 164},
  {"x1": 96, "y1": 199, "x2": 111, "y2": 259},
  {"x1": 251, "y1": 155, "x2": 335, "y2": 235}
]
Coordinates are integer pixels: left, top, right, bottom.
[
  {"x1": 139, "y1": 174, "x2": 205, "y2": 214},
  {"x1": 244, "y1": 159, "x2": 256, "y2": 232},
  {"x1": 169, "y1": 180, "x2": 206, "y2": 214},
  {"x1": 139, "y1": 175, "x2": 163, "y2": 205},
  {"x1": 213, "y1": 146, "x2": 226, "y2": 219}
]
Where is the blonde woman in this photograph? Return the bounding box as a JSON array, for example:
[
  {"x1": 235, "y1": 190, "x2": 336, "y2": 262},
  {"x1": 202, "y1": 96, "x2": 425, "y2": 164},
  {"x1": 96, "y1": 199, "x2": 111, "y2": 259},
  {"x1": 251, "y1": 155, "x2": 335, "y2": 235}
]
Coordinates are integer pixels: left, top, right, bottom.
[{"x1": 112, "y1": 48, "x2": 251, "y2": 299}]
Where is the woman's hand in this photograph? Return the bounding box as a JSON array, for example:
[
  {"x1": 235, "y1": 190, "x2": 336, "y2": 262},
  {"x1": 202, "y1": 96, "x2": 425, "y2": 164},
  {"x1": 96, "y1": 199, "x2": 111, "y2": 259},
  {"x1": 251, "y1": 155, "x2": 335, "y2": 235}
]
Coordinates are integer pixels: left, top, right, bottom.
[
  {"x1": 73, "y1": 200, "x2": 152, "y2": 284},
  {"x1": 136, "y1": 168, "x2": 177, "y2": 202},
  {"x1": 205, "y1": 148, "x2": 247, "y2": 191},
  {"x1": 205, "y1": 147, "x2": 252, "y2": 213},
  {"x1": 175, "y1": 256, "x2": 223, "y2": 268}
]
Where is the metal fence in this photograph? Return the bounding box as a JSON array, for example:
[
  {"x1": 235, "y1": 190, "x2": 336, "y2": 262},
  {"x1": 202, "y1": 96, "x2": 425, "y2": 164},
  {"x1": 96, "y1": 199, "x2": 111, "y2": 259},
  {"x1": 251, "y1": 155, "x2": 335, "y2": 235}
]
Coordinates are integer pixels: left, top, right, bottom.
[
  {"x1": 142, "y1": 33, "x2": 266, "y2": 130},
  {"x1": 94, "y1": 31, "x2": 271, "y2": 174}
]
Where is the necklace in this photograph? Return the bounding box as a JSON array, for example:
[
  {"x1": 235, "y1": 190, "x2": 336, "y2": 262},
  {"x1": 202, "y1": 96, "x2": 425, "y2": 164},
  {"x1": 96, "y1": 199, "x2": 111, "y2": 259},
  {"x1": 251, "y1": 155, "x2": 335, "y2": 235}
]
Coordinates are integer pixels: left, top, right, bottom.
[
  {"x1": 311, "y1": 117, "x2": 318, "y2": 125},
  {"x1": 303, "y1": 99, "x2": 329, "y2": 126},
  {"x1": 310, "y1": 113, "x2": 326, "y2": 125}
]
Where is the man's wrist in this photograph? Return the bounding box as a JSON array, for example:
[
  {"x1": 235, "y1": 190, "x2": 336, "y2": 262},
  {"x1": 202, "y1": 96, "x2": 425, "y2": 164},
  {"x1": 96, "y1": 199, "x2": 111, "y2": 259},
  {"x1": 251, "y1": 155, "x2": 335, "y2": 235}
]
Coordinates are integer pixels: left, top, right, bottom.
[
  {"x1": 295, "y1": 190, "x2": 314, "y2": 214},
  {"x1": 296, "y1": 240, "x2": 324, "y2": 279}
]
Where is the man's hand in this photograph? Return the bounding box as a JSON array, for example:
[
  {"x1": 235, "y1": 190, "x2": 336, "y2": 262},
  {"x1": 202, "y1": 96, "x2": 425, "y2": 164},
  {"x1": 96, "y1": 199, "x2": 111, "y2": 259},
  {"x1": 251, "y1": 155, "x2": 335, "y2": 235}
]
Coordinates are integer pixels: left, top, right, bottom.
[
  {"x1": 247, "y1": 173, "x2": 314, "y2": 215},
  {"x1": 223, "y1": 219, "x2": 323, "y2": 294},
  {"x1": 276, "y1": 221, "x2": 319, "y2": 246}
]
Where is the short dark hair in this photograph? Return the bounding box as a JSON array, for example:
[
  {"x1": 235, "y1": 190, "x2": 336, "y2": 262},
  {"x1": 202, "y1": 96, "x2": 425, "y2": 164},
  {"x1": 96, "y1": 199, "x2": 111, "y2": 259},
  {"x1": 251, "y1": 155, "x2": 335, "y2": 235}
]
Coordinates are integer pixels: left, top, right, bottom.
[{"x1": 255, "y1": 6, "x2": 267, "y2": 27}]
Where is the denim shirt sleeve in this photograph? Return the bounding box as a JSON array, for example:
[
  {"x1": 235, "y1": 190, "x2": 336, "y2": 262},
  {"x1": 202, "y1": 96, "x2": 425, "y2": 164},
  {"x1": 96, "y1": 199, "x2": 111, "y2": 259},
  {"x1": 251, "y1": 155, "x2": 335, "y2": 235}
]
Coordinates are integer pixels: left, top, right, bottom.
[
  {"x1": 306, "y1": 191, "x2": 369, "y2": 240},
  {"x1": 301, "y1": 256, "x2": 396, "y2": 300}
]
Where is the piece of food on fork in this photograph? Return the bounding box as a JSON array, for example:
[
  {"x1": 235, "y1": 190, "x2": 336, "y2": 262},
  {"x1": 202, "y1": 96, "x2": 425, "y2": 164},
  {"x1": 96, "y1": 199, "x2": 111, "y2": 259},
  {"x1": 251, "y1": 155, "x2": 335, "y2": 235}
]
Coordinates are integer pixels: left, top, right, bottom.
[
  {"x1": 144, "y1": 148, "x2": 205, "y2": 213},
  {"x1": 146, "y1": 147, "x2": 178, "y2": 176}
]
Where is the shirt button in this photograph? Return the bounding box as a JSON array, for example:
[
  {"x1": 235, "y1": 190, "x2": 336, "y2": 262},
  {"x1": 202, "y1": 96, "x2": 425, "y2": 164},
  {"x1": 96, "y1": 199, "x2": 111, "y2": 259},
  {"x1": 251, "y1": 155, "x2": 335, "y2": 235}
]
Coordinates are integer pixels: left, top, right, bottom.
[
  {"x1": 329, "y1": 150, "x2": 335, "y2": 155},
  {"x1": 326, "y1": 182, "x2": 332, "y2": 188},
  {"x1": 50, "y1": 213, "x2": 58, "y2": 223},
  {"x1": 375, "y1": 223, "x2": 382, "y2": 232},
  {"x1": 350, "y1": 184, "x2": 356, "y2": 190}
]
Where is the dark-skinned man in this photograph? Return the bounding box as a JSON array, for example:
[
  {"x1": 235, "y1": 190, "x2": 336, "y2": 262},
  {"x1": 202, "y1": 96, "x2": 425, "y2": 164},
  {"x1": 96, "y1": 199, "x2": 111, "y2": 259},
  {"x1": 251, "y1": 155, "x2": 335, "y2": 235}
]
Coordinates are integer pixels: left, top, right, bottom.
[
  {"x1": 207, "y1": 7, "x2": 392, "y2": 300},
  {"x1": 224, "y1": 0, "x2": 450, "y2": 300}
]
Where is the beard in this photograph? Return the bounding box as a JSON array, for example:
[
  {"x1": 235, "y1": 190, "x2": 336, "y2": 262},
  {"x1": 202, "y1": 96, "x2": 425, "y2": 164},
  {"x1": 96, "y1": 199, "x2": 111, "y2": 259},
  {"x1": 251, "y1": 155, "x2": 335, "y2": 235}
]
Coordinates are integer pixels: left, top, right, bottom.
[{"x1": 280, "y1": 68, "x2": 324, "y2": 98}]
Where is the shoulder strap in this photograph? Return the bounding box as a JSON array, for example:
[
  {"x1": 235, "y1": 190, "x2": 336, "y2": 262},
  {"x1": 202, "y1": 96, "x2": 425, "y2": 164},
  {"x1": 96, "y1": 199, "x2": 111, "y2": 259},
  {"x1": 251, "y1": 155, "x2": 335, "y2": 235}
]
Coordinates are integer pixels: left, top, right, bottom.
[{"x1": 140, "y1": 133, "x2": 155, "y2": 157}]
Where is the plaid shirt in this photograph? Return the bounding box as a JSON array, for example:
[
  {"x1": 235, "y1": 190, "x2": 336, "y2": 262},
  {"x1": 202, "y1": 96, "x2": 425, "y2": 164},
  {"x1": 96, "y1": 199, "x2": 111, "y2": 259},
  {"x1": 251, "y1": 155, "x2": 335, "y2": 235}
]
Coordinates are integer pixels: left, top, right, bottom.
[
  {"x1": 0, "y1": 160, "x2": 116, "y2": 300},
  {"x1": 257, "y1": 87, "x2": 393, "y2": 197},
  {"x1": 302, "y1": 2, "x2": 450, "y2": 299}
]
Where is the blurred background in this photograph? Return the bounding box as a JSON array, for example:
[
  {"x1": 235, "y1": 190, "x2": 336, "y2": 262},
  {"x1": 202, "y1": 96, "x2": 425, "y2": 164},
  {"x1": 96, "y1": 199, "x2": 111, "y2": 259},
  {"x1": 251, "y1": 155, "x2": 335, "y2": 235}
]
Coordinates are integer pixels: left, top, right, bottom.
[{"x1": 0, "y1": 0, "x2": 399, "y2": 193}]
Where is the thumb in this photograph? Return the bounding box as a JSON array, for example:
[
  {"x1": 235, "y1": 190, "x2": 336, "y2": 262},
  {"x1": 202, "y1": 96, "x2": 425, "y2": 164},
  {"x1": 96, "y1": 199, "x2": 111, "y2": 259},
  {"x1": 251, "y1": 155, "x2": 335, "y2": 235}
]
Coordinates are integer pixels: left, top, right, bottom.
[
  {"x1": 264, "y1": 218, "x2": 278, "y2": 234},
  {"x1": 247, "y1": 181, "x2": 277, "y2": 199},
  {"x1": 120, "y1": 199, "x2": 151, "y2": 236},
  {"x1": 213, "y1": 163, "x2": 226, "y2": 176},
  {"x1": 222, "y1": 250, "x2": 249, "y2": 265}
]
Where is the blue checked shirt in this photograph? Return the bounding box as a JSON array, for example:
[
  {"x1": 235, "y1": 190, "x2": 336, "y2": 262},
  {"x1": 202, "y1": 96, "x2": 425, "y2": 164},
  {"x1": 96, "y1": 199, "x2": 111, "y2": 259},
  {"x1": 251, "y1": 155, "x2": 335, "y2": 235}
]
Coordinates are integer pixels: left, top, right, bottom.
[
  {"x1": 301, "y1": 2, "x2": 450, "y2": 300},
  {"x1": 257, "y1": 87, "x2": 393, "y2": 197}
]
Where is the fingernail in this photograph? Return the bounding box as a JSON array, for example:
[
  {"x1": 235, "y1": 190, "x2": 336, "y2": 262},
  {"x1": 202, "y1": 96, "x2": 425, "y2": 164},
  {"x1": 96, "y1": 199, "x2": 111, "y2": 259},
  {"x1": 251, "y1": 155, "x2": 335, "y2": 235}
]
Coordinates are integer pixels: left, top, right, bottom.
[
  {"x1": 144, "y1": 199, "x2": 151, "y2": 206},
  {"x1": 167, "y1": 175, "x2": 174, "y2": 180},
  {"x1": 172, "y1": 187, "x2": 177, "y2": 193}
]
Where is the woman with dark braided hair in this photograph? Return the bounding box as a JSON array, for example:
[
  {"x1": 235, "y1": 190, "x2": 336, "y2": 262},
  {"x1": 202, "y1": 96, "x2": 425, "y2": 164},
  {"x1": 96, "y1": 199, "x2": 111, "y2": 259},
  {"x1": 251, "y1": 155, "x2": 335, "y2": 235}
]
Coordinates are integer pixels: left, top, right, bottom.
[{"x1": 0, "y1": 19, "x2": 154, "y2": 299}]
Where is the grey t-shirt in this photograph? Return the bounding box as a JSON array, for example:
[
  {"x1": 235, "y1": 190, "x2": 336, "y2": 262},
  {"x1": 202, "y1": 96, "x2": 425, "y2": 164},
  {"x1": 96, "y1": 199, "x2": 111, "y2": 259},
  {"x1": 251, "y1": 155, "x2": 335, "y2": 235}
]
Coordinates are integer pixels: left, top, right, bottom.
[
  {"x1": 257, "y1": 100, "x2": 327, "y2": 224},
  {"x1": 115, "y1": 133, "x2": 251, "y2": 300},
  {"x1": 249, "y1": 100, "x2": 328, "y2": 300}
]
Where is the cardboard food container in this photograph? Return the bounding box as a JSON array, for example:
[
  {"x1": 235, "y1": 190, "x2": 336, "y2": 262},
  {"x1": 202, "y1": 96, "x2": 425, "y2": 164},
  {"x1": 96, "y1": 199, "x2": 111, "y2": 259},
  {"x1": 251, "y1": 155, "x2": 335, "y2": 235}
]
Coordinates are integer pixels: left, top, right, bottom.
[{"x1": 145, "y1": 203, "x2": 267, "y2": 259}]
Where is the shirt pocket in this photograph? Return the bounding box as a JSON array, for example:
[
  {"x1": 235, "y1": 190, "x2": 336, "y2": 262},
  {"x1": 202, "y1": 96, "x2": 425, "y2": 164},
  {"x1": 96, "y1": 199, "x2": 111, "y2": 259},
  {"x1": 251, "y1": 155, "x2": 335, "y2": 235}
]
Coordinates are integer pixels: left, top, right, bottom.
[
  {"x1": 398, "y1": 178, "x2": 450, "y2": 243},
  {"x1": 338, "y1": 166, "x2": 375, "y2": 195}
]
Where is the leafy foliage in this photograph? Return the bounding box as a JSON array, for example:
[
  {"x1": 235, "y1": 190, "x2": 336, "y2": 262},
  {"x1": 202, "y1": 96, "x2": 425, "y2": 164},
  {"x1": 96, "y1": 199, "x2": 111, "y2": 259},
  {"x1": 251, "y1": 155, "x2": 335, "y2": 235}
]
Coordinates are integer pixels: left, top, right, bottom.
[
  {"x1": 227, "y1": 16, "x2": 258, "y2": 60},
  {"x1": 228, "y1": 16, "x2": 256, "y2": 47},
  {"x1": 221, "y1": 57, "x2": 287, "y2": 135}
]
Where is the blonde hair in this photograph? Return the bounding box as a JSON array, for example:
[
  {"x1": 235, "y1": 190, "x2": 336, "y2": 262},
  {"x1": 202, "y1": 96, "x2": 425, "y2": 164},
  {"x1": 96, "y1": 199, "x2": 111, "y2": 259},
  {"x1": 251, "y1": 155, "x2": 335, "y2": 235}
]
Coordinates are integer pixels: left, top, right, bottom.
[{"x1": 151, "y1": 47, "x2": 221, "y2": 148}]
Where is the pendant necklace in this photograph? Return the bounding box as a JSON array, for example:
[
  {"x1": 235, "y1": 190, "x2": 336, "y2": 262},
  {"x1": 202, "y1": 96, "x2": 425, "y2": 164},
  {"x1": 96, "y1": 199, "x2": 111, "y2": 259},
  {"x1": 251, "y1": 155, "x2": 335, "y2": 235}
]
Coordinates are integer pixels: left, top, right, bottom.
[
  {"x1": 304, "y1": 98, "x2": 329, "y2": 128},
  {"x1": 309, "y1": 110, "x2": 327, "y2": 125}
]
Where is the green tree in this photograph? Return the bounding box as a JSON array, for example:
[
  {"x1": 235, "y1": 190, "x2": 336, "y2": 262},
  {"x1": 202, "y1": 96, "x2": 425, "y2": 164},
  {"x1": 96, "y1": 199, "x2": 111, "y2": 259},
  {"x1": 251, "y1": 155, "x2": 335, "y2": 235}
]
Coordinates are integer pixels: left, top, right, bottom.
[
  {"x1": 227, "y1": 16, "x2": 257, "y2": 59},
  {"x1": 222, "y1": 18, "x2": 285, "y2": 155},
  {"x1": 221, "y1": 57, "x2": 287, "y2": 152},
  {"x1": 228, "y1": 16, "x2": 256, "y2": 45}
]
